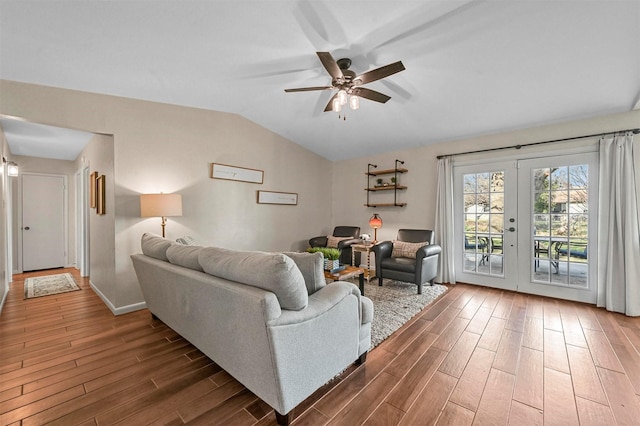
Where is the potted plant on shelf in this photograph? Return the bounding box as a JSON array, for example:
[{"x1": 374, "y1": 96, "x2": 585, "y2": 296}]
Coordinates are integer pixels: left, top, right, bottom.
[
  {"x1": 390, "y1": 177, "x2": 396, "y2": 186},
  {"x1": 307, "y1": 247, "x2": 342, "y2": 271},
  {"x1": 375, "y1": 178, "x2": 384, "y2": 187}
]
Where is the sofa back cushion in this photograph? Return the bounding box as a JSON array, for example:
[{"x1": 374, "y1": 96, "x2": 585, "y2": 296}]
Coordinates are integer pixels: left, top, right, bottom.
[
  {"x1": 283, "y1": 251, "x2": 326, "y2": 295},
  {"x1": 198, "y1": 247, "x2": 308, "y2": 311},
  {"x1": 167, "y1": 244, "x2": 204, "y2": 271},
  {"x1": 141, "y1": 233, "x2": 172, "y2": 261}
]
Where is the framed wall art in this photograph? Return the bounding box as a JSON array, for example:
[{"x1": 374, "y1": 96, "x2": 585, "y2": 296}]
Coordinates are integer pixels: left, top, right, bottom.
[
  {"x1": 90, "y1": 171, "x2": 99, "y2": 208},
  {"x1": 210, "y1": 163, "x2": 264, "y2": 184},
  {"x1": 257, "y1": 190, "x2": 298, "y2": 205},
  {"x1": 96, "y1": 175, "x2": 106, "y2": 215}
]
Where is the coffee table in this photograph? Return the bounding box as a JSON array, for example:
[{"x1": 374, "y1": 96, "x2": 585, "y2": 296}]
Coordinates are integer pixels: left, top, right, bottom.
[{"x1": 324, "y1": 266, "x2": 366, "y2": 296}]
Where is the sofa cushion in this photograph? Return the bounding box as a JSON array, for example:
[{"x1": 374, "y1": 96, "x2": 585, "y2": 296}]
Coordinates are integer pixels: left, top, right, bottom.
[
  {"x1": 141, "y1": 233, "x2": 172, "y2": 261},
  {"x1": 327, "y1": 235, "x2": 351, "y2": 248},
  {"x1": 199, "y1": 247, "x2": 308, "y2": 310},
  {"x1": 167, "y1": 244, "x2": 204, "y2": 271},
  {"x1": 283, "y1": 251, "x2": 326, "y2": 295},
  {"x1": 391, "y1": 240, "x2": 428, "y2": 259}
]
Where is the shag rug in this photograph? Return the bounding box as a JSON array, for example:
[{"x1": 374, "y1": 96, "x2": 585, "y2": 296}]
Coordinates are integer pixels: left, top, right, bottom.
[
  {"x1": 361, "y1": 279, "x2": 448, "y2": 347},
  {"x1": 24, "y1": 273, "x2": 81, "y2": 299}
]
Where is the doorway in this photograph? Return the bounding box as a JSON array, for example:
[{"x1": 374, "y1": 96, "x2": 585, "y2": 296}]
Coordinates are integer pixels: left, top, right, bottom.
[
  {"x1": 21, "y1": 173, "x2": 67, "y2": 272},
  {"x1": 454, "y1": 152, "x2": 598, "y2": 303}
]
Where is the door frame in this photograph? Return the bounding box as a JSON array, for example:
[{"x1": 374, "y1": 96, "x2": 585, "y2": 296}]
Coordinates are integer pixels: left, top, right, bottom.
[
  {"x1": 17, "y1": 172, "x2": 69, "y2": 273},
  {"x1": 516, "y1": 152, "x2": 599, "y2": 304},
  {"x1": 451, "y1": 143, "x2": 599, "y2": 301},
  {"x1": 76, "y1": 166, "x2": 90, "y2": 277}
]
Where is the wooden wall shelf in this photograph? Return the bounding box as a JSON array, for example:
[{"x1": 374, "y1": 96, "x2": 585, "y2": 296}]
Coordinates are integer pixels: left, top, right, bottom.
[
  {"x1": 366, "y1": 185, "x2": 407, "y2": 192},
  {"x1": 365, "y1": 160, "x2": 407, "y2": 207},
  {"x1": 366, "y1": 168, "x2": 408, "y2": 176}
]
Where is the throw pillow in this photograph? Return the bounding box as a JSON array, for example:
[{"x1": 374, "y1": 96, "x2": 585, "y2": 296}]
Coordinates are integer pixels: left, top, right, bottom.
[
  {"x1": 283, "y1": 251, "x2": 326, "y2": 295},
  {"x1": 391, "y1": 240, "x2": 428, "y2": 259},
  {"x1": 327, "y1": 235, "x2": 351, "y2": 248},
  {"x1": 141, "y1": 233, "x2": 172, "y2": 261},
  {"x1": 175, "y1": 236, "x2": 198, "y2": 245},
  {"x1": 198, "y1": 247, "x2": 308, "y2": 311},
  {"x1": 166, "y1": 243, "x2": 204, "y2": 271}
]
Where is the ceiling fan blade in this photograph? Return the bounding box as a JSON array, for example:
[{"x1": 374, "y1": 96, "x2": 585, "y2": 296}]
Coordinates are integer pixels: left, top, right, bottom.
[
  {"x1": 324, "y1": 92, "x2": 338, "y2": 112},
  {"x1": 284, "y1": 86, "x2": 333, "y2": 93},
  {"x1": 317, "y1": 52, "x2": 344, "y2": 81},
  {"x1": 353, "y1": 87, "x2": 391, "y2": 104},
  {"x1": 355, "y1": 61, "x2": 405, "y2": 85}
]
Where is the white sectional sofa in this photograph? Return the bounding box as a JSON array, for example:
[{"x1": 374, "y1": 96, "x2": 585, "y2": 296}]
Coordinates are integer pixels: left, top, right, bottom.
[{"x1": 131, "y1": 233, "x2": 373, "y2": 425}]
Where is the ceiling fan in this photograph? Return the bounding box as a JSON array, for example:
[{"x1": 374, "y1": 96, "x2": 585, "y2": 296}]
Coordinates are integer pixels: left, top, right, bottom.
[{"x1": 284, "y1": 52, "x2": 405, "y2": 113}]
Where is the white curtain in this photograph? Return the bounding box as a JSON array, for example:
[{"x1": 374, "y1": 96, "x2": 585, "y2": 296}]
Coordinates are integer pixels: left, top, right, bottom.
[
  {"x1": 597, "y1": 133, "x2": 640, "y2": 316},
  {"x1": 435, "y1": 157, "x2": 456, "y2": 284}
]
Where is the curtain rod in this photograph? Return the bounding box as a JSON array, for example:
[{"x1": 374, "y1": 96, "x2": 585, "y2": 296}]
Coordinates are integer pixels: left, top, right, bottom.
[{"x1": 436, "y1": 127, "x2": 640, "y2": 159}]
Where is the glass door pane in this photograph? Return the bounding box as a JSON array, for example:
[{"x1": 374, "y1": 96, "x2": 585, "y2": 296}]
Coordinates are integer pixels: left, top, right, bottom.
[
  {"x1": 518, "y1": 153, "x2": 597, "y2": 304},
  {"x1": 455, "y1": 162, "x2": 516, "y2": 291}
]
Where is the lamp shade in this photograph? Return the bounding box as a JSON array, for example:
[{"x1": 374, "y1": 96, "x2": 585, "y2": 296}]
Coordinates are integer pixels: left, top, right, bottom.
[
  {"x1": 369, "y1": 213, "x2": 383, "y2": 229},
  {"x1": 140, "y1": 193, "x2": 182, "y2": 218}
]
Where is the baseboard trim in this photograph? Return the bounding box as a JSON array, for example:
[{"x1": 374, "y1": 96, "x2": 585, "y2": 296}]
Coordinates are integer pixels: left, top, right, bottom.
[{"x1": 89, "y1": 280, "x2": 147, "y2": 316}]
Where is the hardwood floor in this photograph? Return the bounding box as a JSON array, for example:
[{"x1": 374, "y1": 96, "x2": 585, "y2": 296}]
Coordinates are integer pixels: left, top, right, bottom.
[{"x1": 2, "y1": 268, "x2": 640, "y2": 425}]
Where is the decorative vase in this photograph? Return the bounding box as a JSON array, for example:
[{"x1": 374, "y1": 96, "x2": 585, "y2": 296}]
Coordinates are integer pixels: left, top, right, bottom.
[{"x1": 324, "y1": 259, "x2": 340, "y2": 271}]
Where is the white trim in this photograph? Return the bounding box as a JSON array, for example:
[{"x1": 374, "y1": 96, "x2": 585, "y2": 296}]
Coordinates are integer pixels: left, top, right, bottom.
[
  {"x1": 89, "y1": 279, "x2": 147, "y2": 316},
  {"x1": 0, "y1": 288, "x2": 7, "y2": 313}
]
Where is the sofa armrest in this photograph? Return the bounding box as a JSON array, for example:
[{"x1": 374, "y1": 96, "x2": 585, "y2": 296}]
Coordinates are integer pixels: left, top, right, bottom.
[
  {"x1": 309, "y1": 236, "x2": 328, "y2": 247},
  {"x1": 268, "y1": 281, "x2": 362, "y2": 327},
  {"x1": 416, "y1": 244, "x2": 442, "y2": 261},
  {"x1": 372, "y1": 241, "x2": 393, "y2": 271},
  {"x1": 337, "y1": 238, "x2": 361, "y2": 249}
]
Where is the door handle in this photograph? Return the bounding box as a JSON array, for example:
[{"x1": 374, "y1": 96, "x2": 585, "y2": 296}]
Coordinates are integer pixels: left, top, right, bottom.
[
  {"x1": 508, "y1": 227, "x2": 515, "y2": 232},
  {"x1": 24, "y1": 226, "x2": 30, "y2": 230}
]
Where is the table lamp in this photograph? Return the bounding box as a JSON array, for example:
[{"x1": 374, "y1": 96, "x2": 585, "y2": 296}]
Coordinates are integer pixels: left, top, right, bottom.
[
  {"x1": 369, "y1": 213, "x2": 383, "y2": 244},
  {"x1": 140, "y1": 193, "x2": 183, "y2": 238}
]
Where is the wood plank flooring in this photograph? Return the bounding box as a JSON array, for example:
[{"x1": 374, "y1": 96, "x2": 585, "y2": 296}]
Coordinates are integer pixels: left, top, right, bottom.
[{"x1": 2, "y1": 268, "x2": 640, "y2": 425}]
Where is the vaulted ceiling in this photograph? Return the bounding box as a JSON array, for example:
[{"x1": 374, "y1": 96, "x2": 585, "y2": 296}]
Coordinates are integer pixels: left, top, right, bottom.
[{"x1": 1, "y1": 0, "x2": 639, "y2": 161}]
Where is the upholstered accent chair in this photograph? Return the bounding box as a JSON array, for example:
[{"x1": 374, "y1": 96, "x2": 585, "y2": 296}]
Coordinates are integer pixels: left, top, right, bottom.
[
  {"x1": 309, "y1": 226, "x2": 361, "y2": 266},
  {"x1": 371, "y1": 229, "x2": 441, "y2": 294}
]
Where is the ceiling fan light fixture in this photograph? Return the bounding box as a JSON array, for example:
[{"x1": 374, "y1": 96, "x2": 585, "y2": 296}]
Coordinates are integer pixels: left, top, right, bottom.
[
  {"x1": 332, "y1": 98, "x2": 342, "y2": 112},
  {"x1": 349, "y1": 95, "x2": 360, "y2": 110},
  {"x1": 338, "y1": 89, "x2": 348, "y2": 106}
]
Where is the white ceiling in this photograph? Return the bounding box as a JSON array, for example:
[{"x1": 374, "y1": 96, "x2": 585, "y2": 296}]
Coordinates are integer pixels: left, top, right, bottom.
[
  {"x1": 1, "y1": 0, "x2": 639, "y2": 161},
  {"x1": 0, "y1": 117, "x2": 94, "y2": 161}
]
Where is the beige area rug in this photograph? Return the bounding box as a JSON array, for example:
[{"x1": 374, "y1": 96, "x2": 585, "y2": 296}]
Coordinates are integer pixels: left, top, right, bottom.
[
  {"x1": 359, "y1": 279, "x2": 448, "y2": 348},
  {"x1": 24, "y1": 273, "x2": 81, "y2": 299}
]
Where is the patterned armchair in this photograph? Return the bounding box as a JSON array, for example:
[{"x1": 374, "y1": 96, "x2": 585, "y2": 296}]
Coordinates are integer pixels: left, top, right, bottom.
[{"x1": 371, "y1": 229, "x2": 441, "y2": 294}]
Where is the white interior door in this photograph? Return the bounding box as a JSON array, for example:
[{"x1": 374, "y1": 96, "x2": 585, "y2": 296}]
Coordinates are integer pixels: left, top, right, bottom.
[
  {"x1": 22, "y1": 173, "x2": 66, "y2": 271},
  {"x1": 454, "y1": 152, "x2": 598, "y2": 303}
]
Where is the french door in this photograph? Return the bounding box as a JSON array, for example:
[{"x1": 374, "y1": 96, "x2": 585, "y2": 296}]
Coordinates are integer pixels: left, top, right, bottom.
[{"x1": 454, "y1": 152, "x2": 598, "y2": 303}]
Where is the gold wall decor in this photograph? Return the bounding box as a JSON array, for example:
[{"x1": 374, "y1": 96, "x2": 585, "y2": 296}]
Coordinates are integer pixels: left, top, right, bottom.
[
  {"x1": 96, "y1": 175, "x2": 106, "y2": 215},
  {"x1": 90, "y1": 171, "x2": 99, "y2": 208}
]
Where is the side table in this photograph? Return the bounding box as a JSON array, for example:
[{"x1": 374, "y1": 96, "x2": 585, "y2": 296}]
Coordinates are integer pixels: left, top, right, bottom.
[
  {"x1": 351, "y1": 244, "x2": 376, "y2": 282},
  {"x1": 324, "y1": 266, "x2": 366, "y2": 296}
]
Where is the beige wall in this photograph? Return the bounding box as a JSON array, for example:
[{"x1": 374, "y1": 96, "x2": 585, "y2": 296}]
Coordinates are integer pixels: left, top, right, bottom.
[
  {"x1": 332, "y1": 110, "x2": 640, "y2": 244},
  {"x1": 0, "y1": 80, "x2": 332, "y2": 313},
  {"x1": 76, "y1": 134, "x2": 117, "y2": 305}
]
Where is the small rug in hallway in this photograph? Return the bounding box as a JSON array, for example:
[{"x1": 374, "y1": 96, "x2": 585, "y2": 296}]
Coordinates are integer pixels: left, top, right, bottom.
[
  {"x1": 24, "y1": 273, "x2": 81, "y2": 299},
  {"x1": 362, "y1": 280, "x2": 448, "y2": 348}
]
